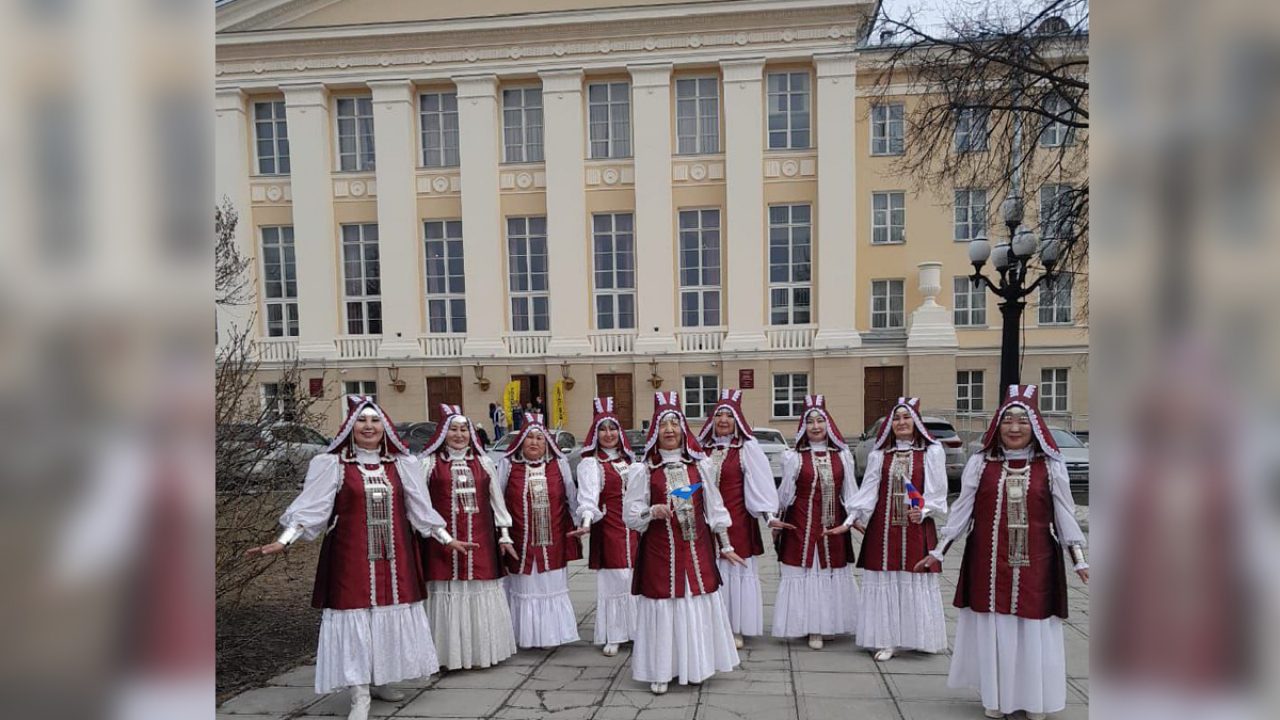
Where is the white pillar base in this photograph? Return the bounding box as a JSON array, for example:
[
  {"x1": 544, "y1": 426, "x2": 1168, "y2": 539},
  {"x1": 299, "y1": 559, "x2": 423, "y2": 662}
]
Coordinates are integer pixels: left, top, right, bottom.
[
  {"x1": 721, "y1": 331, "x2": 768, "y2": 353},
  {"x1": 813, "y1": 328, "x2": 863, "y2": 350},
  {"x1": 906, "y1": 302, "x2": 959, "y2": 349},
  {"x1": 634, "y1": 334, "x2": 679, "y2": 355},
  {"x1": 377, "y1": 337, "x2": 422, "y2": 359},
  {"x1": 546, "y1": 336, "x2": 594, "y2": 357},
  {"x1": 297, "y1": 341, "x2": 339, "y2": 362},
  {"x1": 462, "y1": 337, "x2": 508, "y2": 358}
]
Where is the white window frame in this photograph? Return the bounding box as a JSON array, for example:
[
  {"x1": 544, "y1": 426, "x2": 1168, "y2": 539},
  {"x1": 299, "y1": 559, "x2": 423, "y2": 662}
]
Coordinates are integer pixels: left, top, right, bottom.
[
  {"x1": 766, "y1": 71, "x2": 811, "y2": 150},
  {"x1": 341, "y1": 223, "x2": 382, "y2": 335},
  {"x1": 343, "y1": 380, "x2": 378, "y2": 406},
  {"x1": 587, "y1": 81, "x2": 632, "y2": 159},
  {"x1": 1037, "y1": 273, "x2": 1074, "y2": 325},
  {"x1": 1039, "y1": 183, "x2": 1074, "y2": 241},
  {"x1": 1039, "y1": 369, "x2": 1069, "y2": 413},
  {"x1": 872, "y1": 191, "x2": 906, "y2": 245},
  {"x1": 261, "y1": 382, "x2": 298, "y2": 422},
  {"x1": 675, "y1": 76, "x2": 720, "y2": 155},
  {"x1": 419, "y1": 91, "x2": 460, "y2": 168},
  {"x1": 871, "y1": 278, "x2": 906, "y2": 330},
  {"x1": 1039, "y1": 93, "x2": 1076, "y2": 147},
  {"x1": 253, "y1": 100, "x2": 290, "y2": 175},
  {"x1": 953, "y1": 276, "x2": 987, "y2": 327},
  {"x1": 771, "y1": 373, "x2": 809, "y2": 419},
  {"x1": 870, "y1": 102, "x2": 904, "y2": 156},
  {"x1": 502, "y1": 86, "x2": 544, "y2": 164},
  {"x1": 592, "y1": 213, "x2": 637, "y2": 330},
  {"x1": 954, "y1": 188, "x2": 988, "y2": 242},
  {"x1": 677, "y1": 208, "x2": 722, "y2": 328},
  {"x1": 334, "y1": 96, "x2": 375, "y2": 172},
  {"x1": 767, "y1": 204, "x2": 812, "y2": 326},
  {"x1": 506, "y1": 216, "x2": 550, "y2": 332},
  {"x1": 682, "y1": 375, "x2": 719, "y2": 419},
  {"x1": 424, "y1": 219, "x2": 466, "y2": 334},
  {"x1": 260, "y1": 225, "x2": 299, "y2": 338},
  {"x1": 956, "y1": 370, "x2": 985, "y2": 414},
  {"x1": 954, "y1": 107, "x2": 989, "y2": 153}
]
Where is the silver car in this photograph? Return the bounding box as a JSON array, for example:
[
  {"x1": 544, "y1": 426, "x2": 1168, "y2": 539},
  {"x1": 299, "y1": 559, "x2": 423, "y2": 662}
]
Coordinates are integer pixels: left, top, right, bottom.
[
  {"x1": 854, "y1": 416, "x2": 968, "y2": 484},
  {"x1": 750, "y1": 427, "x2": 790, "y2": 485},
  {"x1": 964, "y1": 426, "x2": 1089, "y2": 494}
]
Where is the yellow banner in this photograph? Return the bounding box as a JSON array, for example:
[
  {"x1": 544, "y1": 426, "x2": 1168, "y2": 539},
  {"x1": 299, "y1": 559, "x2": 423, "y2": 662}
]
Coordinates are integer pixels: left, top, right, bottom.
[
  {"x1": 550, "y1": 380, "x2": 567, "y2": 429},
  {"x1": 502, "y1": 380, "x2": 521, "y2": 428}
]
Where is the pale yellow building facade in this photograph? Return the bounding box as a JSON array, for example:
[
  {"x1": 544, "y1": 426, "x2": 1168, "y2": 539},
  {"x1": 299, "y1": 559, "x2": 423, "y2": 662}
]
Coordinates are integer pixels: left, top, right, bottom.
[{"x1": 215, "y1": 0, "x2": 1088, "y2": 440}]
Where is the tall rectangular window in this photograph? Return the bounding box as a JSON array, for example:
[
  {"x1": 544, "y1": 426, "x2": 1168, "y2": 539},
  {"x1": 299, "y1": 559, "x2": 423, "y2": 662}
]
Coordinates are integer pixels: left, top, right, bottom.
[
  {"x1": 341, "y1": 223, "x2": 381, "y2": 334},
  {"x1": 954, "y1": 107, "x2": 989, "y2": 152},
  {"x1": 419, "y1": 92, "x2": 459, "y2": 168},
  {"x1": 772, "y1": 373, "x2": 809, "y2": 418},
  {"x1": 956, "y1": 371, "x2": 985, "y2": 414},
  {"x1": 953, "y1": 276, "x2": 987, "y2": 327},
  {"x1": 502, "y1": 87, "x2": 544, "y2": 163},
  {"x1": 768, "y1": 204, "x2": 812, "y2": 325},
  {"x1": 262, "y1": 382, "x2": 298, "y2": 422},
  {"x1": 507, "y1": 217, "x2": 550, "y2": 332},
  {"x1": 424, "y1": 220, "x2": 466, "y2": 333},
  {"x1": 675, "y1": 77, "x2": 719, "y2": 154},
  {"x1": 954, "y1": 188, "x2": 988, "y2": 242},
  {"x1": 766, "y1": 72, "x2": 810, "y2": 150},
  {"x1": 588, "y1": 82, "x2": 631, "y2": 159},
  {"x1": 260, "y1": 226, "x2": 298, "y2": 338},
  {"x1": 871, "y1": 279, "x2": 905, "y2": 330},
  {"x1": 683, "y1": 375, "x2": 719, "y2": 419},
  {"x1": 1039, "y1": 183, "x2": 1073, "y2": 240},
  {"x1": 343, "y1": 380, "x2": 378, "y2": 405},
  {"x1": 254, "y1": 101, "x2": 290, "y2": 175},
  {"x1": 1039, "y1": 94, "x2": 1076, "y2": 147},
  {"x1": 870, "y1": 102, "x2": 904, "y2": 155},
  {"x1": 1037, "y1": 274, "x2": 1073, "y2": 325},
  {"x1": 335, "y1": 97, "x2": 375, "y2": 171},
  {"x1": 678, "y1": 209, "x2": 722, "y2": 327},
  {"x1": 592, "y1": 213, "x2": 636, "y2": 330},
  {"x1": 872, "y1": 191, "x2": 906, "y2": 244},
  {"x1": 1039, "y1": 369, "x2": 1069, "y2": 413}
]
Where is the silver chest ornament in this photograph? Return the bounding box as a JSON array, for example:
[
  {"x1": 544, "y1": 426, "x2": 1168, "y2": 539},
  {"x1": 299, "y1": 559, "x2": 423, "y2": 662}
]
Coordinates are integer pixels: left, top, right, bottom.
[
  {"x1": 888, "y1": 449, "x2": 914, "y2": 527},
  {"x1": 812, "y1": 451, "x2": 838, "y2": 527},
  {"x1": 663, "y1": 462, "x2": 699, "y2": 541},
  {"x1": 450, "y1": 458, "x2": 479, "y2": 514},
  {"x1": 1002, "y1": 461, "x2": 1032, "y2": 568},
  {"x1": 359, "y1": 464, "x2": 395, "y2": 562},
  {"x1": 527, "y1": 463, "x2": 553, "y2": 547}
]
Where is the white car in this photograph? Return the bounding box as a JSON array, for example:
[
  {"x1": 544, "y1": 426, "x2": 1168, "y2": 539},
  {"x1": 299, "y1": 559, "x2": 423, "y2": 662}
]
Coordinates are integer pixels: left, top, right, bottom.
[
  {"x1": 750, "y1": 427, "x2": 791, "y2": 485},
  {"x1": 854, "y1": 416, "x2": 968, "y2": 486},
  {"x1": 964, "y1": 426, "x2": 1088, "y2": 495}
]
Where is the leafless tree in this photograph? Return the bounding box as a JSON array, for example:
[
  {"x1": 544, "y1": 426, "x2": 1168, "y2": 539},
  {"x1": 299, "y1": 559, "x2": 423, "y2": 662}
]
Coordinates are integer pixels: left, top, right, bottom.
[{"x1": 865, "y1": 0, "x2": 1088, "y2": 316}]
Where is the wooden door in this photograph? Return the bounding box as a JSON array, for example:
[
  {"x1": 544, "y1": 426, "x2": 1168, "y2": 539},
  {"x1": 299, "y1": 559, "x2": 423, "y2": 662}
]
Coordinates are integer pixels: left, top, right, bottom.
[
  {"x1": 426, "y1": 376, "x2": 463, "y2": 413},
  {"x1": 595, "y1": 373, "x2": 635, "y2": 429},
  {"x1": 863, "y1": 366, "x2": 904, "y2": 428}
]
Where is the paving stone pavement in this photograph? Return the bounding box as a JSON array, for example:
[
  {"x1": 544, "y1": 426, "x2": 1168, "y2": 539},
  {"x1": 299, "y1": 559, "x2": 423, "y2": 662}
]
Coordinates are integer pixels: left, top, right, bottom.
[{"x1": 218, "y1": 531, "x2": 1089, "y2": 720}]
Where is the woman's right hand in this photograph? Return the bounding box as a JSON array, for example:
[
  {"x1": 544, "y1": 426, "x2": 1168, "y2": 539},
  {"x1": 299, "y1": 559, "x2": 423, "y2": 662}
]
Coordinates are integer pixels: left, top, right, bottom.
[
  {"x1": 649, "y1": 504, "x2": 673, "y2": 520},
  {"x1": 244, "y1": 542, "x2": 285, "y2": 557},
  {"x1": 913, "y1": 555, "x2": 941, "y2": 572}
]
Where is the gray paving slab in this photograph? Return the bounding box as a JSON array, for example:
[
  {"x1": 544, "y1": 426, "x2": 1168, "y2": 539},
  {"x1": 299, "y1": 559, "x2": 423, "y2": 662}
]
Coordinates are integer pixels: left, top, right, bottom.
[
  {"x1": 696, "y1": 691, "x2": 798, "y2": 720},
  {"x1": 396, "y1": 687, "x2": 510, "y2": 717},
  {"x1": 218, "y1": 686, "x2": 319, "y2": 715},
  {"x1": 799, "y1": 697, "x2": 902, "y2": 720}
]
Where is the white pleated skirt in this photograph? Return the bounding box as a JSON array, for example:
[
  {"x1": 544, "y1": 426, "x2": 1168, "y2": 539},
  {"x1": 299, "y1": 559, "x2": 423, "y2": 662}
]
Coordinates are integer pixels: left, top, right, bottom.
[
  {"x1": 855, "y1": 570, "x2": 949, "y2": 653},
  {"x1": 505, "y1": 568, "x2": 580, "y2": 648},
  {"x1": 593, "y1": 568, "x2": 637, "y2": 645},
  {"x1": 314, "y1": 600, "x2": 440, "y2": 694},
  {"x1": 716, "y1": 556, "x2": 764, "y2": 636},
  {"x1": 771, "y1": 557, "x2": 859, "y2": 638},
  {"x1": 425, "y1": 579, "x2": 517, "y2": 670},
  {"x1": 631, "y1": 585, "x2": 740, "y2": 684},
  {"x1": 948, "y1": 608, "x2": 1067, "y2": 715}
]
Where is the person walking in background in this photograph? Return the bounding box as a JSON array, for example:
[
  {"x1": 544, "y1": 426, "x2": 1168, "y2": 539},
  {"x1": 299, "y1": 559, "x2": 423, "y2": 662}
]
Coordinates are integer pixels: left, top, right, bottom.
[
  {"x1": 418, "y1": 404, "x2": 518, "y2": 671},
  {"x1": 489, "y1": 402, "x2": 506, "y2": 439},
  {"x1": 572, "y1": 397, "x2": 640, "y2": 657},
  {"x1": 695, "y1": 388, "x2": 789, "y2": 649},
  {"x1": 847, "y1": 397, "x2": 949, "y2": 661},
  {"x1": 772, "y1": 394, "x2": 860, "y2": 650}
]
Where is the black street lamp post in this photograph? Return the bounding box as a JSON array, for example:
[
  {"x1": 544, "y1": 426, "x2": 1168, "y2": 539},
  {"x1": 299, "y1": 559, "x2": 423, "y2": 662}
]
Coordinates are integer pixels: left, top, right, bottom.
[{"x1": 967, "y1": 194, "x2": 1062, "y2": 394}]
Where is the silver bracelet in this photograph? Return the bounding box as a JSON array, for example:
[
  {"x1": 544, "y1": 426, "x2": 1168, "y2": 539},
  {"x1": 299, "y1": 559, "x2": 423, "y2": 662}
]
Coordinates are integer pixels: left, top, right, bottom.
[
  {"x1": 433, "y1": 527, "x2": 455, "y2": 545},
  {"x1": 715, "y1": 529, "x2": 732, "y2": 550},
  {"x1": 1069, "y1": 545, "x2": 1086, "y2": 565},
  {"x1": 276, "y1": 525, "x2": 303, "y2": 546},
  {"x1": 498, "y1": 527, "x2": 514, "y2": 544}
]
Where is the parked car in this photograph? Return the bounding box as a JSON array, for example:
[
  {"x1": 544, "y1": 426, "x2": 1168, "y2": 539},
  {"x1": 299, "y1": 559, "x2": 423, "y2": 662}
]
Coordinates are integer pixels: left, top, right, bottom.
[
  {"x1": 394, "y1": 421, "x2": 438, "y2": 454},
  {"x1": 488, "y1": 429, "x2": 583, "y2": 477},
  {"x1": 624, "y1": 429, "x2": 648, "y2": 453},
  {"x1": 854, "y1": 416, "x2": 968, "y2": 486},
  {"x1": 217, "y1": 421, "x2": 329, "y2": 487},
  {"x1": 964, "y1": 426, "x2": 1089, "y2": 495},
  {"x1": 750, "y1": 427, "x2": 790, "y2": 485}
]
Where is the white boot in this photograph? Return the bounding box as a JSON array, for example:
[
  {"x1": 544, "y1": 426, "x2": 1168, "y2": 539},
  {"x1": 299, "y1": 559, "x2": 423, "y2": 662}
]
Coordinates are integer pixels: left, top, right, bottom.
[
  {"x1": 348, "y1": 685, "x2": 371, "y2": 720},
  {"x1": 602, "y1": 643, "x2": 619, "y2": 657},
  {"x1": 873, "y1": 647, "x2": 895, "y2": 662},
  {"x1": 983, "y1": 709, "x2": 1004, "y2": 719},
  {"x1": 1025, "y1": 713, "x2": 1046, "y2": 720},
  {"x1": 807, "y1": 634, "x2": 824, "y2": 650},
  {"x1": 371, "y1": 685, "x2": 405, "y2": 702},
  {"x1": 733, "y1": 633, "x2": 745, "y2": 649},
  {"x1": 650, "y1": 681, "x2": 668, "y2": 695}
]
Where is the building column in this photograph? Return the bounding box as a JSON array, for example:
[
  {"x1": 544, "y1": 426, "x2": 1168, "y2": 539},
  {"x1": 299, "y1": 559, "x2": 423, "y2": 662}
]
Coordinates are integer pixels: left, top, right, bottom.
[
  {"x1": 214, "y1": 87, "x2": 256, "y2": 347},
  {"x1": 455, "y1": 75, "x2": 507, "y2": 358},
  {"x1": 540, "y1": 69, "x2": 593, "y2": 357},
  {"x1": 629, "y1": 63, "x2": 679, "y2": 354},
  {"x1": 283, "y1": 83, "x2": 340, "y2": 360},
  {"x1": 369, "y1": 79, "x2": 423, "y2": 357},
  {"x1": 814, "y1": 53, "x2": 863, "y2": 349},
  {"x1": 720, "y1": 58, "x2": 768, "y2": 351}
]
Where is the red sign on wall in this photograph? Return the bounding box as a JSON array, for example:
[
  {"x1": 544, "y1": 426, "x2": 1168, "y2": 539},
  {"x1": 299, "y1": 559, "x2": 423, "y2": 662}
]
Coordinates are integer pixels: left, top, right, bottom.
[
  {"x1": 309, "y1": 378, "x2": 324, "y2": 398},
  {"x1": 738, "y1": 369, "x2": 755, "y2": 389}
]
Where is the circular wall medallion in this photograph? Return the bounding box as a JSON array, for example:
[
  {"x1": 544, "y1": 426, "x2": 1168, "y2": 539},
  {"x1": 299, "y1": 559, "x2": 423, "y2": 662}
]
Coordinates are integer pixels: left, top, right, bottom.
[
  {"x1": 421, "y1": 52, "x2": 434, "y2": 65},
  {"x1": 689, "y1": 164, "x2": 708, "y2": 181},
  {"x1": 782, "y1": 29, "x2": 796, "y2": 42},
  {"x1": 379, "y1": 54, "x2": 391, "y2": 67},
  {"x1": 735, "y1": 32, "x2": 749, "y2": 45},
  {"x1": 509, "y1": 47, "x2": 522, "y2": 59},
  {"x1": 602, "y1": 168, "x2": 620, "y2": 185},
  {"x1": 337, "y1": 59, "x2": 349, "y2": 69},
  {"x1": 644, "y1": 37, "x2": 658, "y2": 51},
  {"x1": 295, "y1": 59, "x2": 307, "y2": 71},
  {"x1": 465, "y1": 50, "x2": 478, "y2": 62},
  {"x1": 350, "y1": 181, "x2": 366, "y2": 197},
  {"x1": 516, "y1": 173, "x2": 534, "y2": 189},
  {"x1": 253, "y1": 62, "x2": 265, "y2": 74},
  {"x1": 599, "y1": 41, "x2": 611, "y2": 53},
  {"x1": 554, "y1": 44, "x2": 567, "y2": 57},
  {"x1": 265, "y1": 186, "x2": 283, "y2": 202},
  {"x1": 781, "y1": 160, "x2": 800, "y2": 177},
  {"x1": 431, "y1": 176, "x2": 450, "y2": 193},
  {"x1": 689, "y1": 35, "x2": 702, "y2": 48}
]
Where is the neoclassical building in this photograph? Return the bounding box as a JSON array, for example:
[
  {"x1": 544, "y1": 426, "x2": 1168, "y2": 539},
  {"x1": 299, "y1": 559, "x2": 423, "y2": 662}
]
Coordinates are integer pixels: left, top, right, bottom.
[{"x1": 215, "y1": 0, "x2": 1088, "y2": 440}]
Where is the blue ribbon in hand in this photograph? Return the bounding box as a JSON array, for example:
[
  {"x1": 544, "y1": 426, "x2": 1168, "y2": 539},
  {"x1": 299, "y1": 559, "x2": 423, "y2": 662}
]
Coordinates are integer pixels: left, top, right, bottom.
[{"x1": 668, "y1": 482, "x2": 703, "y2": 500}]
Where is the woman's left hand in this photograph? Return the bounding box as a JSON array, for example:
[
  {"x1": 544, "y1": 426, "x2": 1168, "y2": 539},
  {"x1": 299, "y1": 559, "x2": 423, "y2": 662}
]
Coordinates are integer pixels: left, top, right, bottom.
[
  {"x1": 1076, "y1": 567, "x2": 1089, "y2": 584},
  {"x1": 720, "y1": 549, "x2": 748, "y2": 567},
  {"x1": 567, "y1": 523, "x2": 591, "y2": 538},
  {"x1": 907, "y1": 507, "x2": 923, "y2": 524},
  {"x1": 447, "y1": 539, "x2": 479, "y2": 554},
  {"x1": 823, "y1": 523, "x2": 852, "y2": 536}
]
